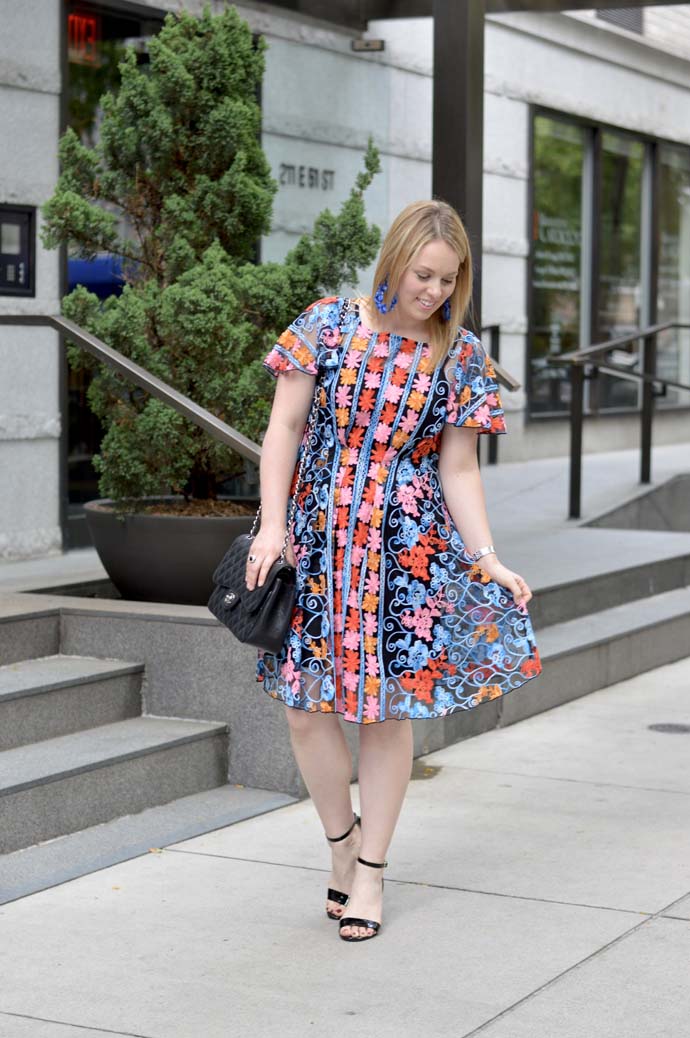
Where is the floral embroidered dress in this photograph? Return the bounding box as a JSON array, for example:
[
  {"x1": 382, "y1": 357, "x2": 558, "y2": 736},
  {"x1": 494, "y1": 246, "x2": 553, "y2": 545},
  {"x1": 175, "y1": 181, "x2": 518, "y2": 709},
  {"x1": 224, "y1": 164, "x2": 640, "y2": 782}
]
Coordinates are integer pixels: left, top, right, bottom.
[{"x1": 257, "y1": 296, "x2": 541, "y2": 723}]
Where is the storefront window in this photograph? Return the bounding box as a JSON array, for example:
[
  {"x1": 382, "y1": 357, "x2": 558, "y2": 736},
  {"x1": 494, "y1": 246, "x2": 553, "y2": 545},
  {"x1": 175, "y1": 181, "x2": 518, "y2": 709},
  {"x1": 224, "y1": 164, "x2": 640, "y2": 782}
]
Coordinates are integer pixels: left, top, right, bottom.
[
  {"x1": 530, "y1": 116, "x2": 585, "y2": 414},
  {"x1": 596, "y1": 133, "x2": 644, "y2": 411},
  {"x1": 657, "y1": 145, "x2": 690, "y2": 407},
  {"x1": 530, "y1": 111, "x2": 690, "y2": 418}
]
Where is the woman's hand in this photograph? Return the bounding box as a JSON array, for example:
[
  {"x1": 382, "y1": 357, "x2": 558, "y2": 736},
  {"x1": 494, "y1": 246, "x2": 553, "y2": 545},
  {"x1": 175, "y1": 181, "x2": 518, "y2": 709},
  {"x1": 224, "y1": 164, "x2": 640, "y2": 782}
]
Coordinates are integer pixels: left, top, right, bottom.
[
  {"x1": 245, "y1": 525, "x2": 297, "y2": 590},
  {"x1": 476, "y1": 555, "x2": 533, "y2": 612}
]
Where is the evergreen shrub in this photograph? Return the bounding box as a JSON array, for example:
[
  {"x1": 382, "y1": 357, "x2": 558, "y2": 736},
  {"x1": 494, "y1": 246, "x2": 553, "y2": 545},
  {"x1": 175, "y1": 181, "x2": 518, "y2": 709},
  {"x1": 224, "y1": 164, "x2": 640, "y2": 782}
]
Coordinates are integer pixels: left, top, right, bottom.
[{"x1": 42, "y1": 5, "x2": 380, "y2": 504}]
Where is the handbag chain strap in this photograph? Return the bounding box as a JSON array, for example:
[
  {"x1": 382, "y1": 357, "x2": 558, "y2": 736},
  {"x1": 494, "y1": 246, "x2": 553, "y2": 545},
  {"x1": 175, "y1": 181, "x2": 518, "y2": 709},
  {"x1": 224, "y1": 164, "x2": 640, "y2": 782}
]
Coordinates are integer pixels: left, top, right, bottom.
[{"x1": 250, "y1": 297, "x2": 351, "y2": 562}]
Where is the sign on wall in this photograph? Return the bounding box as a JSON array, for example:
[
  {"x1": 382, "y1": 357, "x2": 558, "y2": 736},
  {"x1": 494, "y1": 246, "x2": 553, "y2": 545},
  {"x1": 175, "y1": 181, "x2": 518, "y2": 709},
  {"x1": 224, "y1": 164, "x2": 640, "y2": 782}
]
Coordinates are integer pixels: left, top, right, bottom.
[
  {"x1": 68, "y1": 11, "x2": 101, "y2": 66},
  {"x1": 278, "y1": 163, "x2": 335, "y2": 191},
  {"x1": 0, "y1": 207, "x2": 35, "y2": 297}
]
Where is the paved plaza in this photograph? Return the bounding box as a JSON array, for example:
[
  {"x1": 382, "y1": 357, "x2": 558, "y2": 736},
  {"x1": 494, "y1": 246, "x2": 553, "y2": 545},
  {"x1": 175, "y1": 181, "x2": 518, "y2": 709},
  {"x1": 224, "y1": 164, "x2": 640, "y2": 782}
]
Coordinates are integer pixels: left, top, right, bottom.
[{"x1": 0, "y1": 654, "x2": 688, "y2": 1038}]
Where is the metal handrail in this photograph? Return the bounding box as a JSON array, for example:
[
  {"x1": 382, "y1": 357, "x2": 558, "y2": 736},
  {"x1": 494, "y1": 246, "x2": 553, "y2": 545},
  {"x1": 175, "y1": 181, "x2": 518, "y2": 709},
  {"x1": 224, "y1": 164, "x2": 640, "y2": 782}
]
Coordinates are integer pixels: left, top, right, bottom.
[
  {"x1": 490, "y1": 359, "x2": 519, "y2": 392},
  {"x1": 481, "y1": 323, "x2": 505, "y2": 465},
  {"x1": 0, "y1": 313, "x2": 262, "y2": 466},
  {"x1": 592, "y1": 363, "x2": 690, "y2": 395},
  {"x1": 545, "y1": 321, "x2": 690, "y2": 518},
  {"x1": 0, "y1": 316, "x2": 521, "y2": 475},
  {"x1": 553, "y1": 321, "x2": 686, "y2": 364}
]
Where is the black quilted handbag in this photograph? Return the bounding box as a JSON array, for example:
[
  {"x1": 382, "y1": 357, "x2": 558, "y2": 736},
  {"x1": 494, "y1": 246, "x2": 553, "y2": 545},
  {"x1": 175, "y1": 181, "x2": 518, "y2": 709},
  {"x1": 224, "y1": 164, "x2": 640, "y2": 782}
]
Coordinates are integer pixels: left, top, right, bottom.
[{"x1": 207, "y1": 532, "x2": 297, "y2": 654}]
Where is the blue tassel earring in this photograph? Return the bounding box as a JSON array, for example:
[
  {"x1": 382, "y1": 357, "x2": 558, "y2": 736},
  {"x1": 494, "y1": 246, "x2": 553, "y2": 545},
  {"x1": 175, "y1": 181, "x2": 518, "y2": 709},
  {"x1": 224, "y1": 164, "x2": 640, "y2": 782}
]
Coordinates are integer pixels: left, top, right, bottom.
[
  {"x1": 375, "y1": 277, "x2": 398, "y2": 314},
  {"x1": 442, "y1": 298, "x2": 452, "y2": 321}
]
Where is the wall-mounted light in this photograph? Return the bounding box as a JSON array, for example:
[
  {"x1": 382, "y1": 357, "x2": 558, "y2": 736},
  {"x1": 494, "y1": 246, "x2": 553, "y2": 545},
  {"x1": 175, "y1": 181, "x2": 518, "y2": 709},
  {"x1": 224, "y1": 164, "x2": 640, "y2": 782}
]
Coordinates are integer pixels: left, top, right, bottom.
[{"x1": 351, "y1": 38, "x2": 385, "y2": 52}]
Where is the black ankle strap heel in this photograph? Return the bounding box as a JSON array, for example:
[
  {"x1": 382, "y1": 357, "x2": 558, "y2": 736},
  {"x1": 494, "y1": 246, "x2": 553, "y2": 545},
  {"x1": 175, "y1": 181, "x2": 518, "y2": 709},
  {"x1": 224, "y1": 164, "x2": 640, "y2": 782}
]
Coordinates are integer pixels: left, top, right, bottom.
[
  {"x1": 326, "y1": 813, "x2": 360, "y2": 844},
  {"x1": 325, "y1": 813, "x2": 360, "y2": 920},
  {"x1": 338, "y1": 856, "x2": 387, "y2": 942}
]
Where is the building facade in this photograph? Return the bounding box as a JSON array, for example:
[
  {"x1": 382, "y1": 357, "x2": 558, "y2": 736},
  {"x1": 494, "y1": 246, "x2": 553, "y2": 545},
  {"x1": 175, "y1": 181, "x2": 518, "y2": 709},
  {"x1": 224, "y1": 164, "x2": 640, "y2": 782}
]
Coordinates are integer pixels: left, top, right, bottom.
[{"x1": 1, "y1": 1, "x2": 689, "y2": 559}]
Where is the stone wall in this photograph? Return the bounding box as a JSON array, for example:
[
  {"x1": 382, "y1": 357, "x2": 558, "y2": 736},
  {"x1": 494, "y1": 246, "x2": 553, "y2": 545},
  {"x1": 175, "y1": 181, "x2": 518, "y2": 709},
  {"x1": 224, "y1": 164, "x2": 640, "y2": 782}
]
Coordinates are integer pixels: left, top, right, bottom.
[
  {"x1": 571, "y1": 6, "x2": 690, "y2": 63},
  {"x1": 0, "y1": 0, "x2": 62, "y2": 559},
  {"x1": 645, "y1": 5, "x2": 690, "y2": 61}
]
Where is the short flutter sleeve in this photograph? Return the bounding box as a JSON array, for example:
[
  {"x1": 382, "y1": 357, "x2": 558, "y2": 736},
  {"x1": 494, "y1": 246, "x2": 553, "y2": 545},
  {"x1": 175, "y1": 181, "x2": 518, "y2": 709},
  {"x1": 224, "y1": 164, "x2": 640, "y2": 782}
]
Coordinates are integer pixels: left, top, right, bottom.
[
  {"x1": 263, "y1": 296, "x2": 341, "y2": 378},
  {"x1": 445, "y1": 330, "x2": 507, "y2": 435}
]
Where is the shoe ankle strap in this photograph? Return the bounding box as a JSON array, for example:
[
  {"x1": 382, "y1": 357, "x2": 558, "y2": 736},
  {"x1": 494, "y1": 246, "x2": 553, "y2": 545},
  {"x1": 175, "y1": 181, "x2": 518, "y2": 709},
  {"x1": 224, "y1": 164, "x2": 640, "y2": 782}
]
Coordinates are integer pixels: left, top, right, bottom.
[
  {"x1": 357, "y1": 856, "x2": 388, "y2": 869},
  {"x1": 326, "y1": 813, "x2": 360, "y2": 843}
]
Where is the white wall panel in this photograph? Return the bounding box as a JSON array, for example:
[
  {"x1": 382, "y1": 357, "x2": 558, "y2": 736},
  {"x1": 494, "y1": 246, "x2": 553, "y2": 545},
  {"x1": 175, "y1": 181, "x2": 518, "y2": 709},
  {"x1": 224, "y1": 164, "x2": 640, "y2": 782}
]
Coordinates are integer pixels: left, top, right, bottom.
[
  {"x1": 385, "y1": 154, "x2": 432, "y2": 228},
  {"x1": 645, "y1": 6, "x2": 690, "y2": 61},
  {"x1": 482, "y1": 253, "x2": 527, "y2": 332},
  {"x1": 0, "y1": 88, "x2": 60, "y2": 205},
  {"x1": 484, "y1": 92, "x2": 529, "y2": 181},
  {"x1": 0, "y1": 441, "x2": 61, "y2": 559},
  {"x1": 262, "y1": 133, "x2": 388, "y2": 240},
  {"x1": 385, "y1": 66, "x2": 431, "y2": 162},
  {"x1": 262, "y1": 36, "x2": 388, "y2": 149},
  {"x1": 486, "y1": 15, "x2": 690, "y2": 145},
  {"x1": 483, "y1": 172, "x2": 528, "y2": 256},
  {"x1": 0, "y1": 0, "x2": 62, "y2": 559},
  {"x1": 0, "y1": 327, "x2": 60, "y2": 421},
  {"x1": 0, "y1": 0, "x2": 61, "y2": 93},
  {"x1": 367, "y1": 17, "x2": 432, "y2": 75}
]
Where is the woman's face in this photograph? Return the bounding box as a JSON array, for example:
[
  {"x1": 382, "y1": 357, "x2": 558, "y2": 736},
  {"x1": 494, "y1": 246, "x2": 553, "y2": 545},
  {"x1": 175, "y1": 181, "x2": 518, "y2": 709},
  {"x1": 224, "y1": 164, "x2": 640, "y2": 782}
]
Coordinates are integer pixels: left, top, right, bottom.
[{"x1": 397, "y1": 239, "x2": 460, "y2": 325}]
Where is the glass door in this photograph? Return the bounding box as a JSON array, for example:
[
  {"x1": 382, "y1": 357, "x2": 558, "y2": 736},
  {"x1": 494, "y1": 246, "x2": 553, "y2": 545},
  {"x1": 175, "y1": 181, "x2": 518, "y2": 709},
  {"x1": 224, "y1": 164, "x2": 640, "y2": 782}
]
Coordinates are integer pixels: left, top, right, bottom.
[
  {"x1": 657, "y1": 145, "x2": 690, "y2": 407},
  {"x1": 595, "y1": 132, "x2": 644, "y2": 411},
  {"x1": 529, "y1": 111, "x2": 690, "y2": 418},
  {"x1": 530, "y1": 116, "x2": 586, "y2": 414}
]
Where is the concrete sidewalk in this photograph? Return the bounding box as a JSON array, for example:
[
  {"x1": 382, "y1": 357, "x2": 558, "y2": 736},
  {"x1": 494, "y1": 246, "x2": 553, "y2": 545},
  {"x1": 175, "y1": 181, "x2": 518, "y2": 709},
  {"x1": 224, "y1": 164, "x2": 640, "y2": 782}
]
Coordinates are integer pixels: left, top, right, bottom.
[{"x1": 1, "y1": 656, "x2": 689, "y2": 1038}]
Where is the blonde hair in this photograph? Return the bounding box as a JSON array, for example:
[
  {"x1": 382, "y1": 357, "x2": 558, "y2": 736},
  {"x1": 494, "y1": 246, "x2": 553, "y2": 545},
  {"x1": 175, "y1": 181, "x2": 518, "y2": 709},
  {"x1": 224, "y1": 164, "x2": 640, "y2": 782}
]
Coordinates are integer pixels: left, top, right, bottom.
[{"x1": 368, "y1": 199, "x2": 473, "y2": 367}]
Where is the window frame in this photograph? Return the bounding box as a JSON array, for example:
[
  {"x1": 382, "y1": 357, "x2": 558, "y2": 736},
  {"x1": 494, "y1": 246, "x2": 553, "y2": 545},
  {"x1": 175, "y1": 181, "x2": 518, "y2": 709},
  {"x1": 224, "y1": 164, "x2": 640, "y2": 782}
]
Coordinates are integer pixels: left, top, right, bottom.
[{"x1": 527, "y1": 106, "x2": 689, "y2": 421}]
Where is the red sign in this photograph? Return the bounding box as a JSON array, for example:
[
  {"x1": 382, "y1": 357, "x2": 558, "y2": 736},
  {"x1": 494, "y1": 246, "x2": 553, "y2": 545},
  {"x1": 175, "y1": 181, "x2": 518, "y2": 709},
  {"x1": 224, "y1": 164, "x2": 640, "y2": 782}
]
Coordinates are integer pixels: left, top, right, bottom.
[{"x1": 68, "y1": 12, "x2": 101, "y2": 66}]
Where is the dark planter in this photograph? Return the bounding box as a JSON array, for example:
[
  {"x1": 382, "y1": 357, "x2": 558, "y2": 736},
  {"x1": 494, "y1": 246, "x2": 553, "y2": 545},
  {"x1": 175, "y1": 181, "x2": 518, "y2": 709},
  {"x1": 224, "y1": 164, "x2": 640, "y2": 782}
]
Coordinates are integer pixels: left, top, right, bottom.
[{"x1": 84, "y1": 497, "x2": 256, "y2": 605}]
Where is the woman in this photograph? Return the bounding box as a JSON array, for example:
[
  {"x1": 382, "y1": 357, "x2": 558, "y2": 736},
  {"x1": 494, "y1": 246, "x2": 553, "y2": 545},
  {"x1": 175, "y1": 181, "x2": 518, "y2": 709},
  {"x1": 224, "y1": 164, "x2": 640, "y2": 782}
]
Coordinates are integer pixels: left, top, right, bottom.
[{"x1": 247, "y1": 200, "x2": 541, "y2": 942}]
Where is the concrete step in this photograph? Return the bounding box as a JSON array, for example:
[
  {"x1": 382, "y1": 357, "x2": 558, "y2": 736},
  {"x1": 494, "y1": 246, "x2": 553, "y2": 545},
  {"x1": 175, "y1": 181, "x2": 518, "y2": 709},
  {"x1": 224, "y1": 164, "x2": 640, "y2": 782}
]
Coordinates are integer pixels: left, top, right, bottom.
[
  {"x1": 528, "y1": 548, "x2": 690, "y2": 629},
  {"x1": 0, "y1": 716, "x2": 229, "y2": 855},
  {"x1": 0, "y1": 655, "x2": 144, "y2": 750},
  {"x1": 2, "y1": 562, "x2": 688, "y2": 801},
  {"x1": 502, "y1": 584, "x2": 690, "y2": 727},
  {"x1": 0, "y1": 605, "x2": 59, "y2": 666},
  {"x1": 0, "y1": 784, "x2": 297, "y2": 906}
]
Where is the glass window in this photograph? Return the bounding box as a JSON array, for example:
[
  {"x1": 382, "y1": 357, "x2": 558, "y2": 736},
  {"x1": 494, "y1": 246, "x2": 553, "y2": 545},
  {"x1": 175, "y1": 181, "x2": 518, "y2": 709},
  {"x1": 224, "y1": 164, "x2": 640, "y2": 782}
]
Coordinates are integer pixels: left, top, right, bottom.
[
  {"x1": 595, "y1": 133, "x2": 644, "y2": 411},
  {"x1": 65, "y1": 3, "x2": 161, "y2": 534},
  {"x1": 657, "y1": 145, "x2": 690, "y2": 407},
  {"x1": 530, "y1": 116, "x2": 586, "y2": 414},
  {"x1": 530, "y1": 111, "x2": 690, "y2": 417},
  {"x1": 597, "y1": 9, "x2": 643, "y2": 33}
]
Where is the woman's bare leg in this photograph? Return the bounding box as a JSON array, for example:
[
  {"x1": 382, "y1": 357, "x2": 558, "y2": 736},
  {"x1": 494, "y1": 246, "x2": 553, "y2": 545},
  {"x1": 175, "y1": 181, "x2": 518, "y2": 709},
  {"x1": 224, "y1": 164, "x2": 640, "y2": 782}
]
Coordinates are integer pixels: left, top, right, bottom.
[
  {"x1": 284, "y1": 705, "x2": 361, "y2": 917},
  {"x1": 339, "y1": 717, "x2": 414, "y2": 939}
]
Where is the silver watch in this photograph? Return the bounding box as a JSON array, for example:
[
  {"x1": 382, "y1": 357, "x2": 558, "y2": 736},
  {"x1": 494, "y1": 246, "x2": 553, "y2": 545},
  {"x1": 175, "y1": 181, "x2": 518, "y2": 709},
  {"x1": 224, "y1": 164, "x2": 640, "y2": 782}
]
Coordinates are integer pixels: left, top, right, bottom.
[{"x1": 469, "y1": 545, "x2": 496, "y2": 563}]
